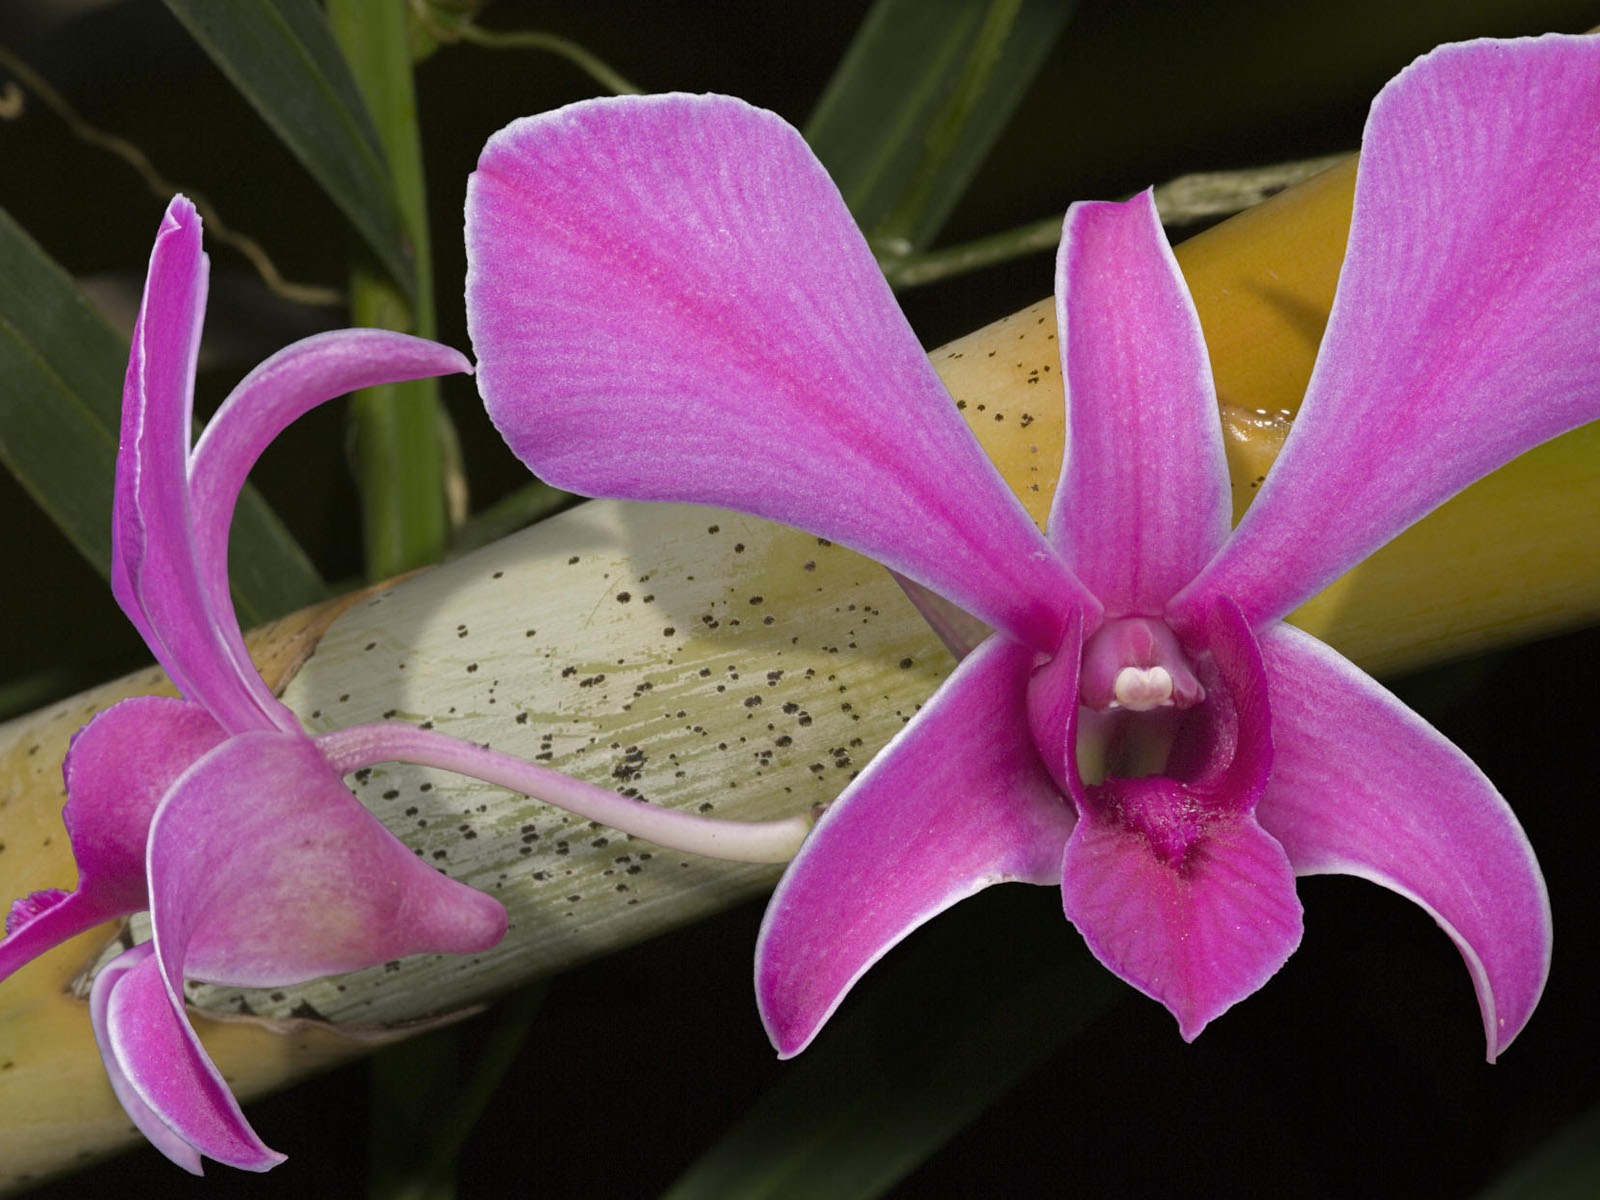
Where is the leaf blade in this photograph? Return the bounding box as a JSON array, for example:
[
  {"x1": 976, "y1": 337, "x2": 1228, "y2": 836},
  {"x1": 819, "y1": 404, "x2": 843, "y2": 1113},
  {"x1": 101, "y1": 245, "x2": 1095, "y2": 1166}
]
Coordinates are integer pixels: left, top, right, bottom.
[
  {"x1": 160, "y1": 0, "x2": 414, "y2": 298},
  {"x1": 0, "y1": 205, "x2": 326, "y2": 626},
  {"x1": 805, "y1": 0, "x2": 1075, "y2": 251}
]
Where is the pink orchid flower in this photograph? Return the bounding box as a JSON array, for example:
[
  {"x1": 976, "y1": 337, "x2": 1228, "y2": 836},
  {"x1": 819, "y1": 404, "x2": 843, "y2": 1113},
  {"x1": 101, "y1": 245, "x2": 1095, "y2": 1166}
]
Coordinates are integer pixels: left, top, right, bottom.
[
  {"x1": 0, "y1": 197, "x2": 809, "y2": 1173},
  {"x1": 466, "y1": 36, "x2": 1600, "y2": 1060}
]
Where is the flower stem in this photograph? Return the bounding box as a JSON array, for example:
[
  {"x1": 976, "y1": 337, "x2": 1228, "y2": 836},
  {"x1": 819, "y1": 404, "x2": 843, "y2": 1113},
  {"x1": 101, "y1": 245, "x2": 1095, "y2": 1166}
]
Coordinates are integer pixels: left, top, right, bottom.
[
  {"x1": 317, "y1": 725, "x2": 815, "y2": 864},
  {"x1": 327, "y1": 0, "x2": 452, "y2": 580},
  {"x1": 409, "y1": 3, "x2": 642, "y2": 95}
]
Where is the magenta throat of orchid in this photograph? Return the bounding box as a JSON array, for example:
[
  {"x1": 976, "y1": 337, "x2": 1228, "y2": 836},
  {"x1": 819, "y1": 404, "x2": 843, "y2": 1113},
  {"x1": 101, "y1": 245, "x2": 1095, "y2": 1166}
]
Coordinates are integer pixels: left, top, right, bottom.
[{"x1": 1074, "y1": 617, "x2": 1207, "y2": 785}]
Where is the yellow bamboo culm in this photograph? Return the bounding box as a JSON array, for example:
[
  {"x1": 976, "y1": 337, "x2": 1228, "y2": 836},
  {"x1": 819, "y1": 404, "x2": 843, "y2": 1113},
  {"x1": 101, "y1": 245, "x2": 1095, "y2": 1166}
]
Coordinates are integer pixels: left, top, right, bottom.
[{"x1": 2, "y1": 155, "x2": 1598, "y2": 1188}]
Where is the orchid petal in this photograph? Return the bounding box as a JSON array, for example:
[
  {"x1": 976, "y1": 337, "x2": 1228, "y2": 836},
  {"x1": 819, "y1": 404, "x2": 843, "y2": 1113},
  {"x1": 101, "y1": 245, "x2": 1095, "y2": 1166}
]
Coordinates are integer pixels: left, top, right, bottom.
[
  {"x1": 1061, "y1": 594, "x2": 1296, "y2": 1039},
  {"x1": 1254, "y1": 622, "x2": 1550, "y2": 1060},
  {"x1": 1182, "y1": 35, "x2": 1600, "y2": 625},
  {"x1": 1051, "y1": 192, "x2": 1230, "y2": 612},
  {"x1": 1061, "y1": 803, "x2": 1301, "y2": 1041},
  {"x1": 190, "y1": 330, "x2": 472, "y2": 717},
  {"x1": 93, "y1": 942, "x2": 282, "y2": 1173},
  {"x1": 147, "y1": 731, "x2": 505, "y2": 988},
  {"x1": 113, "y1": 196, "x2": 272, "y2": 733},
  {"x1": 756, "y1": 635, "x2": 1076, "y2": 1057},
  {"x1": 467, "y1": 93, "x2": 1093, "y2": 651},
  {"x1": 0, "y1": 698, "x2": 225, "y2": 982}
]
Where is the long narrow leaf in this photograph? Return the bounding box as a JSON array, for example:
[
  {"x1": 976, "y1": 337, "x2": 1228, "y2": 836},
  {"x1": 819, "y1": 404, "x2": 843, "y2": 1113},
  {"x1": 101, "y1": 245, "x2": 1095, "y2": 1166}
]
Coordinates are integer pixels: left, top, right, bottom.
[
  {"x1": 663, "y1": 887, "x2": 1122, "y2": 1200},
  {"x1": 161, "y1": 0, "x2": 415, "y2": 299},
  {"x1": 805, "y1": 0, "x2": 1074, "y2": 250},
  {"x1": 0, "y1": 206, "x2": 325, "y2": 625}
]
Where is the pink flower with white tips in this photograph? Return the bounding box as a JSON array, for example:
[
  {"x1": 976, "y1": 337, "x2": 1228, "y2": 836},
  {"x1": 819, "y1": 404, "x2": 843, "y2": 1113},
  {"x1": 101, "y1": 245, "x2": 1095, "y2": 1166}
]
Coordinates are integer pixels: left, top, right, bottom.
[{"x1": 465, "y1": 37, "x2": 1600, "y2": 1058}]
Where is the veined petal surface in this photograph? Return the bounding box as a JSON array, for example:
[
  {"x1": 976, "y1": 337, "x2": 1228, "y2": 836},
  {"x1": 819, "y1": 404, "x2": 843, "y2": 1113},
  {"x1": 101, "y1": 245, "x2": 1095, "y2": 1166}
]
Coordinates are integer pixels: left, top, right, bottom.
[
  {"x1": 113, "y1": 197, "x2": 274, "y2": 733},
  {"x1": 1254, "y1": 623, "x2": 1550, "y2": 1060},
  {"x1": 0, "y1": 698, "x2": 225, "y2": 981},
  {"x1": 148, "y1": 731, "x2": 506, "y2": 989},
  {"x1": 93, "y1": 943, "x2": 282, "y2": 1173},
  {"x1": 190, "y1": 330, "x2": 471, "y2": 708},
  {"x1": 1061, "y1": 802, "x2": 1301, "y2": 1041},
  {"x1": 756, "y1": 636, "x2": 1076, "y2": 1057},
  {"x1": 1051, "y1": 193, "x2": 1230, "y2": 613},
  {"x1": 467, "y1": 93, "x2": 1091, "y2": 652},
  {"x1": 1184, "y1": 35, "x2": 1600, "y2": 624},
  {"x1": 1061, "y1": 595, "x2": 1294, "y2": 1040}
]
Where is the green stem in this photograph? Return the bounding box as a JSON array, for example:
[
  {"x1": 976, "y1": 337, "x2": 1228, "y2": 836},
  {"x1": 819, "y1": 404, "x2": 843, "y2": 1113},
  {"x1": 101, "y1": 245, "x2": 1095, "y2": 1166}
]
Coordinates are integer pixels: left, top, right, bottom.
[
  {"x1": 328, "y1": 0, "x2": 451, "y2": 580},
  {"x1": 879, "y1": 213, "x2": 1062, "y2": 290},
  {"x1": 414, "y1": 5, "x2": 642, "y2": 95}
]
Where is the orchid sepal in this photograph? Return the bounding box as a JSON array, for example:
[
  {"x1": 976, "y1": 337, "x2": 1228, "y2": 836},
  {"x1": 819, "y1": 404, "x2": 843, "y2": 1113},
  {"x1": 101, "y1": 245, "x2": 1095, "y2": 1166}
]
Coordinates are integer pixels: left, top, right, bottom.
[
  {"x1": 756, "y1": 635, "x2": 1076, "y2": 1058},
  {"x1": 1254, "y1": 624, "x2": 1551, "y2": 1060}
]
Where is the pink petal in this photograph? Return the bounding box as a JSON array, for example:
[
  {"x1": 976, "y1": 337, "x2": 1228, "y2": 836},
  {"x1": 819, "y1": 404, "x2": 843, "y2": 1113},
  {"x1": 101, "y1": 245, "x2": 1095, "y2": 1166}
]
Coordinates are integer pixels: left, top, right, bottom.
[
  {"x1": 1182, "y1": 36, "x2": 1600, "y2": 625},
  {"x1": 0, "y1": 697, "x2": 225, "y2": 982},
  {"x1": 1060, "y1": 595, "x2": 1296, "y2": 1039},
  {"x1": 756, "y1": 636, "x2": 1076, "y2": 1057},
  {"x1": 467, "y1": 93, "x2": 1093, "y2": 652},
  {"x1": 1051, "y1": 192, "x2": 1230, "y2": 613},
  {"x1": 113, "y1": 197, "x2": 274, "y2": 733},
  {"x1": 1254, "y1": 622, "x2": 1550, "y2": 1060},
  {"x1": 189, "y1": 330, "x2": 471, "y2": 707},
  {"x1": 147, "y1": 731, "x2": 506, "y2": 988},
  {"x1": 1061, "y1": 801, "x2": 1301, "y2": 1041},
  {"x1": 92, "y1": 942, "x2": 283, "y2": 1173}
]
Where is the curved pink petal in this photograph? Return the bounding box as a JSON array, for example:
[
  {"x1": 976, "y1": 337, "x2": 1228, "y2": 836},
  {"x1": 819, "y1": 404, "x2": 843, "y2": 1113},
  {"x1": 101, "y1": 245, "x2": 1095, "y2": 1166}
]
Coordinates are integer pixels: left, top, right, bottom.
[
  {"x1": 1182, "y1": 36, "x2": 1600, "y2": 625},
  {"x1": 1061, "y1": 804, "x2": 1301, "y2": 1041},
  {"x1": 113, "y1": 197, "x2": 273, "y2": 733},
  {"x1": 1254, "y1": 622, "x2": 1550, "y2": 1060},
  {"x1": 467, "y1": 93, "x2": 1093, "y2": 652},
  {"x1": 1051, "y1": 192, "x2": 1230, "y2": 613},
  {"x1": 756, "y1": 636, "x2": 1076, "y2": 1057},
  {"x1": 0, "y1": 698, "x2": 225, "y2": 982},
  {"x1": 189, "y1": 330, "x2": 472, "y2": 714},
  {"x1": 147, "y1": 731, "x2": 506, "y2": 988},
  {"x1": 92, "y1": 942, "x2": 282, "y2": 1173}
]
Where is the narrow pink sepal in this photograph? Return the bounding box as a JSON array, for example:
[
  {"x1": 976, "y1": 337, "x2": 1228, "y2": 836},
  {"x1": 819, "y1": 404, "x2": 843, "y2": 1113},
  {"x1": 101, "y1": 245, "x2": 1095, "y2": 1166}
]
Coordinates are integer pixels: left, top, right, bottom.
[
  {"x1": 113, "y1": 197, "x2": 272, "y2": 733},
  {"x1": 93, "y1": 943, "x2": 283, "y2": 1173},
  {"x1": 756, "y1": 636, "x2": 1076, "y2": 1057},
  {"x1": 189, "y1": 330, "x2": 471, "y2": 703},
  {"x1": 0, "y1": 698, "x2": 225, "y2": 983},
  {"x1": 1254, "y1": 623, "x2": 1551, "y2": 1060},
  {"x1": 1051, "y1": 192, "x2": 1230, "y2": 613},
  {"x1": 1183, "y1": 35, "x2": 1600, "y2": 625},
  {"x1": 467, "y1": 93, "x2": 1093, "y2": 652},
  {"x1": 148, "y1": 731, "x2": 506, "y2": 989},
  {"x1": 1061, "y1": 803, "x2": 1302, "y2": 1040}
]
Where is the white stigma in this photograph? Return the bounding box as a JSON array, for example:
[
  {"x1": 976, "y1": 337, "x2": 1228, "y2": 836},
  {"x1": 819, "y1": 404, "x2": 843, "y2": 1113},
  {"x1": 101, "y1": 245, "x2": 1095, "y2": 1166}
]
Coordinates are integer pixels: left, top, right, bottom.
[{"x1": 1111, "y1": 665, "x2": 1174, "y2": 712}]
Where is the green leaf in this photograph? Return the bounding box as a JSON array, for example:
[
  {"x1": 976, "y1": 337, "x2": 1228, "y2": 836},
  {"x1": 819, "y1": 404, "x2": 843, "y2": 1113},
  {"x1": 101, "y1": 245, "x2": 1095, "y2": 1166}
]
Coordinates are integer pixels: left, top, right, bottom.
[
  {"x1": 0, "y1": 205, "x2": 326, "y2": 626},
  {"x1": 663, "y1": 886, "x2": 1121, "y2": 1200},
  {"x1": 161, "y1": 0, "x2": 415, "y2": 300},
  {"x1": 804, "y1": 0, "x2": 1074, "y2": 253}
]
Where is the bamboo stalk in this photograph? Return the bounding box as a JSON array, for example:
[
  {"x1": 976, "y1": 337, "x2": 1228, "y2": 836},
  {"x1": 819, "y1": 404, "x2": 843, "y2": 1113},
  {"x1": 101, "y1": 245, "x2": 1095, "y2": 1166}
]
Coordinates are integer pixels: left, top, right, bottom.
[{"x1": 3, "y1": 154, "x2": 1598, "y2": 1186}]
